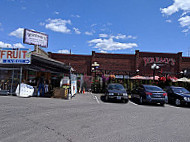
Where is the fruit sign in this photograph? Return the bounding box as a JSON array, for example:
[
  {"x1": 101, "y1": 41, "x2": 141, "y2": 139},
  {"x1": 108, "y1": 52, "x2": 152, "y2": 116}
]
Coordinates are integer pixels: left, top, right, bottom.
[{"x1": 0, "y1": 48, "x2": 31, "y2": 64}]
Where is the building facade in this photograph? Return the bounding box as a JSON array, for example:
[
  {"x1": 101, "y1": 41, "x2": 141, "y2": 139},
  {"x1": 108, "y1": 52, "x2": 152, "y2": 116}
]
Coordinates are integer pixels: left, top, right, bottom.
[{"x1": 49, "y1": 50, "x2": 190, "y2": 78}]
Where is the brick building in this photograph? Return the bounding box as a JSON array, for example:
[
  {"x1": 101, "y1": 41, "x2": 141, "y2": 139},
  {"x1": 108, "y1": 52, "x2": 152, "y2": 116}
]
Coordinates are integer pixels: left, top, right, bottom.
[{"x1": 49, "y1": 50, "x2": 190, "y2": 78}]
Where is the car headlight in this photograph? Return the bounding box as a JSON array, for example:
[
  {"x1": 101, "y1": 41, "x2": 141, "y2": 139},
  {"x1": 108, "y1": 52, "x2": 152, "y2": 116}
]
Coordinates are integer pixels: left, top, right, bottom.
[
  {"x1": 123, "y1": 93, "x2": 128, "y2": 96},
  {"x1": 109, "y1": 93, "x2": 114, "y2": 95},
  {"x1": 184, "y1": 97, "x2": 188, "y2": 101}
]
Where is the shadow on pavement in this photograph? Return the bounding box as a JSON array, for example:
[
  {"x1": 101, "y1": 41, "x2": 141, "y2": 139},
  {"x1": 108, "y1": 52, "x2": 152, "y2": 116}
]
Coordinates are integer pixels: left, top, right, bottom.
[
  {"x1": 100, "y1": 95, "x2": 128, "y2": 104},
  {"x1": 166, "y1": 102, "x2": 190, "y2": 109},
  {"x1": 129, "y1": 98, "x2": 165, "y2": 107}
]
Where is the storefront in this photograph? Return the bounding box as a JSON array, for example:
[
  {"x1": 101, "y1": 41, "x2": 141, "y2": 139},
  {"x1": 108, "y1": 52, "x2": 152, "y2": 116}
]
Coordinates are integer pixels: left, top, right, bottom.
[
  {"x1": 49, "y1": 50, "x2": 190, "y2": 92},
  {"x1": 0, "y1": 49, "x2": 71, "y2": 96}
]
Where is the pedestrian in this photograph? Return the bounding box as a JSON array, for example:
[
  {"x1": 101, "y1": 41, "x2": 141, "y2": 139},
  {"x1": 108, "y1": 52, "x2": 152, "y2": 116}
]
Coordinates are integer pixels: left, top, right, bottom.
[
  {"x1": 44, "y1": 80, "x2": 49, "y2": 94},
  {"x1": 37, "y1": 77, "x2": 44, "y2": 97}
]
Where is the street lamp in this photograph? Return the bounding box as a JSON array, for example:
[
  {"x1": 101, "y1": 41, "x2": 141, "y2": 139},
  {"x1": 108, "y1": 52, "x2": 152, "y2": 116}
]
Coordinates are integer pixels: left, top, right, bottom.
[
  {"x1": 151, "y1": 63, "x2": 160, "y2": 82},
  {"x1": 92, "y1": 62, "x2": 99, "y2": 79},
  {"x1": 91, "y1": 62, "x2": 100, "y2": 93},
  {"x1": 180, "y1": 70, "x2": 187, "y2": 77},
  {"x1": 136, "y1": 69, "x2": 139, "y2": 74}
]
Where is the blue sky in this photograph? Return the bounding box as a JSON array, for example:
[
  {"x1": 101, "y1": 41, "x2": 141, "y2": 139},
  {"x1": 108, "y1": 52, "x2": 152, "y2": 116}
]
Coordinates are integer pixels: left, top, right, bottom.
[{"x1": 0, "y1": 0, "x2": 190, "y2": 56}]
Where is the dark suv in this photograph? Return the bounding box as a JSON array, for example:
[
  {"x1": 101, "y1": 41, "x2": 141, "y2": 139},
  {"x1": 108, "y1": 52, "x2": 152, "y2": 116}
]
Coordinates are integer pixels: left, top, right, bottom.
[
  {"x1": 131, "y1": 85, "x2": 168, "y2": 106},
  {"x1": 165, "y1": 86, "x2": 190, "y2": 106}
]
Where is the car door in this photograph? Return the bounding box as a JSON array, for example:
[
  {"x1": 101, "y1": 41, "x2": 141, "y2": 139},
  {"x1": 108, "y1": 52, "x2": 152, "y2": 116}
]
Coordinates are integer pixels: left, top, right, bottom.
[
  {"x1": 131, "y1": 88, "x2": 139, "y2": 99},
  {"x1": 166, "y1": 88, "x2": 172, "y2": 101},
  {"x1": 138, "y1": 86, "x2": 145, "y2": 99},
  {"x1": 167, "y1": 88, "x2": 175, "y2": 103}
]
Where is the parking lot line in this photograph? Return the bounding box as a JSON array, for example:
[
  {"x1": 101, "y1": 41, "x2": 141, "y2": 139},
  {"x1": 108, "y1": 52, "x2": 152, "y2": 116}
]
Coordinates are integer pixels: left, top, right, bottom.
[
  {"x1": 129, "y1": 101, "x2": 138, "y2": 106},
  {"x1": 165, "y1": 104, "x2": 179, "y2": 109},
  {"x1": 94, "y1": 96, "x2": 100, "y2": 104}
]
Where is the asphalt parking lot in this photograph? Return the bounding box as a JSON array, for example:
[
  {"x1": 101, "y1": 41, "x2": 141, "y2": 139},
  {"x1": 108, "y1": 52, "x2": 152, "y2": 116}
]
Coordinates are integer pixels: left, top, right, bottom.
[{"x1": 0, "y1": 93, "x2": 190, "y2": 142}]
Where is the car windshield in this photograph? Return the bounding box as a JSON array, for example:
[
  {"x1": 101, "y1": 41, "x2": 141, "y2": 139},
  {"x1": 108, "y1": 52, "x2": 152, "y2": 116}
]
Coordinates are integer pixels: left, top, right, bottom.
[
  {"x1": 108, "y1": 84, "x2": 124, "y2": 90},
  {"x1": 144, "y1": 86, "x2": 163, "y2": 92},
  {"x1": 172, "y1": 88, "x2": 190, "y2": 94}
]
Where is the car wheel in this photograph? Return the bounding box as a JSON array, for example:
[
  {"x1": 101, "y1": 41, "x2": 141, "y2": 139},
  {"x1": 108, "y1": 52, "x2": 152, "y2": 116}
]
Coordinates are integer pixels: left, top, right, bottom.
[
  {"x1": 105, "y1": 95, "x2": 109, "y2": 102},
  {"x1": 160, "y1": 103, "x2": 165, "y2": 106},
  {"x1": 123, "y1": 99, "x2": 128, "y2": 103},
  {"x1": 175, "y1": 99, "x2": 181, "y2": 106},
  {"x1": 139, "y1": 96, "x2": 143, "y2": 105}
]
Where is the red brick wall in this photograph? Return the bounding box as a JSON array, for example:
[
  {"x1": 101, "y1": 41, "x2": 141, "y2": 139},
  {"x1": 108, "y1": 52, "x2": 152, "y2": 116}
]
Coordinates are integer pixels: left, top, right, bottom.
[
  {"x1": 49, "y1": 53, "x2": 91, "y2": 75},
  {"x1": 92, "y1": 53, "x2": 135, "y2": 75},
  {"x1": 182, "y1": 57, "x2": 190, "y2": 69},
  {"x1": 49, "y1": 51, "x2": 190, "y2": 77}
]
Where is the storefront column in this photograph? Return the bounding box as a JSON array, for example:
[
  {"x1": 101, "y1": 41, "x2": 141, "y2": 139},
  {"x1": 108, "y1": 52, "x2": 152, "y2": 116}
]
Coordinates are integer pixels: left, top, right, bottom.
[
  {"x1": 10, "y1": 67, "x2": 14, "y2": 95},
  {"x1": 19, "y1": 66, "x2": 23, "y2": 96}
]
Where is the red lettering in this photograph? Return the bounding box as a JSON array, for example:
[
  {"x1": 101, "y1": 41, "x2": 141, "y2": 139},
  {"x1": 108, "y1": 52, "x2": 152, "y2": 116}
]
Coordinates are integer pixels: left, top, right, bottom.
[
  {"x1": 143, "y1": 57, "x2": 148, "y2": 66},
  {"x1": 160, "y1": 57, "x2": 166, "y2": 63},
  {"x1": 7, "y1": 51, "x2": 12, "y2": 59},
  {"x1": 170, "y1": 59, "x2": 175, "y2": 66},
  {"x1": 13, "y1": 50, "x2": 18, "y2": 59},
  {"x1": 156, "y1": 57, "x2": 159, "y2": 63},
  {"x1": 165, "y1": 58, "x2": 169, "y2": 64},
  {"x1": 1, "y1": 51, "x2": 5, "y2": 58},
  {"x1": 150, "y1": 57, "x2": 154, "y2": 64},
  {"x1": 19, "y1": 50, "x2": 21, "y2": 58},
  {"x1": 22, "y1": 51, "x2": 27, "y2": 59}
]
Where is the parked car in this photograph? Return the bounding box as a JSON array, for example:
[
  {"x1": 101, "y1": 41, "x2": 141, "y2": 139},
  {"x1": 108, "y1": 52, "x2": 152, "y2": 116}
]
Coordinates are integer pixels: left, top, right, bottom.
[
  {"x1": 105, "y1": 83, "x2": 128, "y2": 103},
  {"x1": 165, "y1": 86, "x2": 190, "y2": 106},
  {"x1": 131, "y1": 85, "x2": 168, "y2": 106}
]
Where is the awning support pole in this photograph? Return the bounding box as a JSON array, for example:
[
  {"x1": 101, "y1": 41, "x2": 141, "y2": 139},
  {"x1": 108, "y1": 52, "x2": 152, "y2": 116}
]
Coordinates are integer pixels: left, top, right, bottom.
[
  {"x1": 11, "y1": 66, "x2": 14, "y2": 95},
  {"x1": 19, "y1": 66, "x2": 23, "y2": 96}
]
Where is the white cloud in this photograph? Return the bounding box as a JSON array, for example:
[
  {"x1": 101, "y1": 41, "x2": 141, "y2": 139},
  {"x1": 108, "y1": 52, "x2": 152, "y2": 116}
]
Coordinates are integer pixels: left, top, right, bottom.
[
  {"x1": 161, "y1": 0, "x2": 190, "y2": 16},
  {"x1": 99, "y1": 34, "x2": 108, "y2": 38},
  {"x1": 178, "y1": 15, "x2": 190, "y2": 27},
  {"x1": 166, "y1": 19, "x2": 172, "y2": 23},
  {"x1": 0, "y1": 41, "x2": 25, "y2": 48},
  {"x1": 0, "y1": 23, "x2": 3, "y2": 31},
  {"x1": 71, "y1": 15, "x2": 80, "y2": 18},
  {"x1": 0, "y1": 41, "x2": 12, "y2": 48},
  {"x1": 182, "y1": 29, "x2": 189, "y2": 32},
  {"x1": 113, "y1": 34, "x2": 127, "y2": 39},
  {"x1": 39, "y1": 22, "x2": 45, "y2": 26},
  {"x1": 45, "y1": 18, "x2": 71, "y2": 33},
  {"x1": 58, "y1": 49, "x2": 70, "y2": 54},
  {"x1": 13, "y1": 43, "x2": 25, "y2": 48},
  {"x1": 161, "y1": 0, "x2": 190, "y2": 32},
  {"x1": 9, "y1": 28, "x2": 24, "y2": 38},
  {"x1": 99, "y1": 34, "x2": 137, "y2": 40},
  {"x1": 88, "y1": 37, "x2": 138, "y2": 51},
  {"x1": 91, "y1": 24, "x2": 97, "y2": 27},
  {"x1": 54, "y1": 11, "x2": 59, "y2": 15},
  {"x1": 127, "y1": 35, "x2": 137, "y2": 39},
  {"x1": 73, "y1": 27, "x2": 81, "y2": 34},
  {"x1": 100, "y1": 50, "x2": 107, "y2": 53},
  {"x1": 85, "y1": 31, "x2": 93, "y2": 35}
]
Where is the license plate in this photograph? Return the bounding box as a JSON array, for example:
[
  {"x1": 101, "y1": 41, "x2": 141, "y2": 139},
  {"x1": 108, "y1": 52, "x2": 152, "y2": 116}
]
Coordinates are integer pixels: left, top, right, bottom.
[{"x1": 117, "y1": 96, "x2": 121, "y2": 100}]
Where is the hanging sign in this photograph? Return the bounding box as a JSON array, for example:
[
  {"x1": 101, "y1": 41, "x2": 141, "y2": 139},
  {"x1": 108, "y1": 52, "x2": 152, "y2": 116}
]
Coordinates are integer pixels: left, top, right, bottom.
[
  {"x1": 23, "y1": 29, "x2": 48, "y2": 48},
  {"x1": 0, "y1": 48, "x2": 31, "y2": 64}
]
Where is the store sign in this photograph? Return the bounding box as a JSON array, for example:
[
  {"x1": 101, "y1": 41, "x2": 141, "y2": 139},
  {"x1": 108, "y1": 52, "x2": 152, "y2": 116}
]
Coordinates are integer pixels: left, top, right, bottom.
[
  {"x1": 0, "y1": 48, "x2": 31, "y2": 64},
  {"x1": 23, "y1": 29, "x2": 48, "y2": 48},
  {"x1": 143, "y1": 57, "x2": 175, "y2": 66},
  {"x1": 115, "y1": 75, "x2": 130, "y2": 79}
]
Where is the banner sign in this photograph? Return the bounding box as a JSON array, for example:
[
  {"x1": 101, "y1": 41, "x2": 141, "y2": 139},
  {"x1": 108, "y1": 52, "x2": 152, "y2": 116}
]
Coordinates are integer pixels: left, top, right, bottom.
[
  {"x1": 23, "y1": 29, "x2": 48, "y2": 48},
  {"x1": 143, "y1": 57, "x2": 176, "y2": 66},
  {"x1": 0, "y1": 48, "x2": 31, "y2": 64}
]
